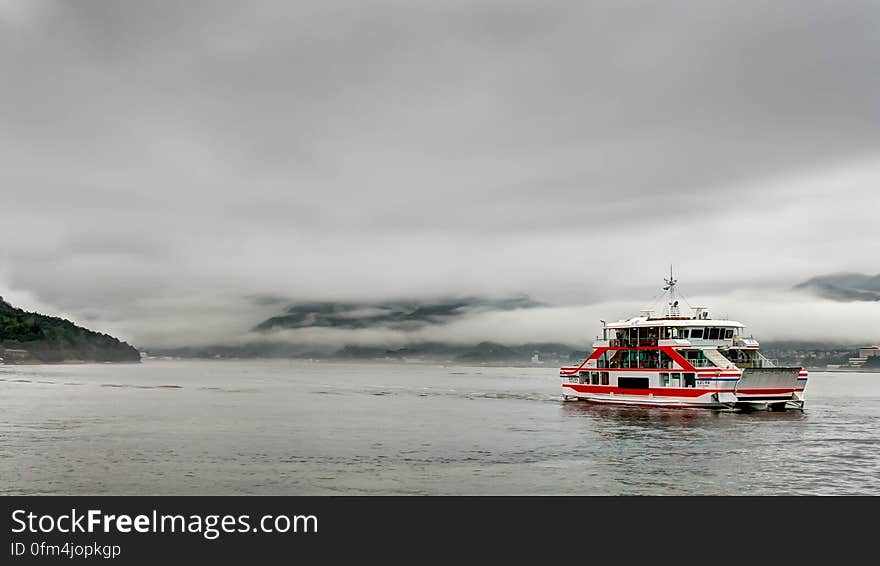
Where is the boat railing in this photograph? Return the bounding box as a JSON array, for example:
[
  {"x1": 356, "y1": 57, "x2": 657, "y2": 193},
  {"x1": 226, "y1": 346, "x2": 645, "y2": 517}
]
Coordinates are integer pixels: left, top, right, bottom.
[
  {"x1": 608, "y1": 338, "x2": 659, "y2": 348},
  {"x1": 602, "y1": 361, "x2": 676, "y2": 369},
  {"x1": 756, "y1": 351, "x2": 777, "y2": 368}
]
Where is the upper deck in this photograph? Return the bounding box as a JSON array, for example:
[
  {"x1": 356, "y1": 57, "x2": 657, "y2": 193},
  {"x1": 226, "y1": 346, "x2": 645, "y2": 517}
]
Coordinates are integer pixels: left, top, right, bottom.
[
  {"x1": 597, "y1": 316, "x2": 759, "y2": 350},
  {"x1": 604, "y1": 317, "x2": 745, "y2": 330}
]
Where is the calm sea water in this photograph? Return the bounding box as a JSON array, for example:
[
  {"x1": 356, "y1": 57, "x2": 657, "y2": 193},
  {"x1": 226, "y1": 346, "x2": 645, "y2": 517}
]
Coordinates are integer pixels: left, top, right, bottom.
[{"x1": 1, "y1": 360, "x2": 878, "y2": 495}]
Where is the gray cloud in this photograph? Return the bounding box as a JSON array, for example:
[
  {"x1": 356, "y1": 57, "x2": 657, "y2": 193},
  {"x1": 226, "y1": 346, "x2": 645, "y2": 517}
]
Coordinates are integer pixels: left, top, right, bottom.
[{"x1": 1, "y1": 0, "x2": 879, "y2": 347}]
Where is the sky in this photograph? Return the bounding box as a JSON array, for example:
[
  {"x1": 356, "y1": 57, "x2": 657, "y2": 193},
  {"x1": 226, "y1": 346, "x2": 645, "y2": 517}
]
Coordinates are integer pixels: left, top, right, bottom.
[{"x1": 1, "y1": 0, "x2": 879, "y2": 349}]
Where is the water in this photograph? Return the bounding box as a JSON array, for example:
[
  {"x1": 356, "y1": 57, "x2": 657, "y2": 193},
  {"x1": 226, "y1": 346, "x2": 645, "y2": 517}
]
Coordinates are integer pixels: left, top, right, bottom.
[{"x1": 1, "y1": 360, "x2": 878, "y2": 495}]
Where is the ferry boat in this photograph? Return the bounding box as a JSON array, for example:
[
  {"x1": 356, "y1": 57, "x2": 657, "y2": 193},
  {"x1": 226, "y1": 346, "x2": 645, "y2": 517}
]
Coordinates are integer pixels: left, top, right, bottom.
[{"x1": 560, "y1": 271, "x2": 807, "y2": 411}]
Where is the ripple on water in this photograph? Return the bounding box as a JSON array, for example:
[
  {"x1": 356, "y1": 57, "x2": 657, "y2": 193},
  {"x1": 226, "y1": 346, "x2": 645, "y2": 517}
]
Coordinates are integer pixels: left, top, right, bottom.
[
  {"x1": 100, "y1": 384, "x2": 183, "y2": 390},
  {"x1": 2, "y1": 363, "x2": 878, "y2": 495}
]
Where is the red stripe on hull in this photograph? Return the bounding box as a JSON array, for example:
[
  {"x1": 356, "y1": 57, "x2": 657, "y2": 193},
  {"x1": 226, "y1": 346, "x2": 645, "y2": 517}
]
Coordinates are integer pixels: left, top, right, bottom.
[
  {"x1": 562, "y1": 384, "x2": 797, "y2": 397},
  {"x1": 578, "y1": 398, "x2": 722, "y2": 409},
  {"x1": 563, "y1": 384, "x2": 716, "y2": 397}
]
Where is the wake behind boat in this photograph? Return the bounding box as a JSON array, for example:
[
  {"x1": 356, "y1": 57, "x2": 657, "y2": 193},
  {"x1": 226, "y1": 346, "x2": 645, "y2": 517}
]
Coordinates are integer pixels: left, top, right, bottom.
[{"x1": 560, "y1": 270, "x2": 807, "y2": 411}]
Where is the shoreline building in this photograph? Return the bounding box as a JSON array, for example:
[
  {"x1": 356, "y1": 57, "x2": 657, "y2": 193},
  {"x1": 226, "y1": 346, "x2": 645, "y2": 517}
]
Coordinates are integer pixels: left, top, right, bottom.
[
  {"x1": 848, "y1": 346, "x2": 880, "y2": 367},
  {"x1": 0, "y1": 348, "x2": 33, "y2": 364}
]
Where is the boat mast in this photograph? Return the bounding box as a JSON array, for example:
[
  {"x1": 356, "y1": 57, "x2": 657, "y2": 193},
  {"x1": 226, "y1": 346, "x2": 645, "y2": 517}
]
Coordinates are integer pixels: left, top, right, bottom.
[{"x1": 663, "y1": 264, "x2": 680, "y2": 317}]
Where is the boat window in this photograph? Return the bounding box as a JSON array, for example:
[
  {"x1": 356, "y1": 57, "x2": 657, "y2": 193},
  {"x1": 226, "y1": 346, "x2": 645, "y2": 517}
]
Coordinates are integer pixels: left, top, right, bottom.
[
  {"x1": 601, "y1": 373, "x2": 609, "y2": 385},
  {"x1": 608, "y1": 351, "x2": 621, "y2": 368},
  {"x1": 681, "y1": 329, "x2": 689, "y2": 339},
  {"x1": 660, "y1": 372, "x2": 669, "y2": 387},
  {"x1": 591, "y1": 372, "x2": 600, "y2": 385},
  {"x1": 671, "y1": 372, "x2": 681, "y2": 387},
  {"x1": 618, "y1": 377, "x2": 649, "y2": 389},
  {"x1": 708, "y1": 328, "x2": 720, "y2": 340},
  {"x1": 725, "y1": 329, "x2": 733, "y2": 339},
  {"x1": 684, "y1": 373, "x2": 696, "y2": 387},
  {"x1": 690, "y1": 328, "x2": 704, "y2": 339}
]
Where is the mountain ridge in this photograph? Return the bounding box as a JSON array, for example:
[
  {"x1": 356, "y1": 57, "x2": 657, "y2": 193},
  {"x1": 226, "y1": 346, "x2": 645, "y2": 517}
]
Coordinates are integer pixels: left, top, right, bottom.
[
  {"x1": 0, "y1": 296, "x2": 140, "y2": 364},
  {"x1": 252, "y1": 296, "x2": 542, "y2": 333},
  {"x1": 794, "y1": 272, "x2": 880, "y2": 301}
]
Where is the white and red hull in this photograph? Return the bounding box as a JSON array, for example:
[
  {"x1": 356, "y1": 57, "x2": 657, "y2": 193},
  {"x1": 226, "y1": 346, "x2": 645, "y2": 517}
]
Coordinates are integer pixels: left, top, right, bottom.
[
  {"x1": 564, "y1": 272, "x2": 808, "y2": 410},
  {"x1": 560, "y1": 367, "x2": 808, "y2": 410}
]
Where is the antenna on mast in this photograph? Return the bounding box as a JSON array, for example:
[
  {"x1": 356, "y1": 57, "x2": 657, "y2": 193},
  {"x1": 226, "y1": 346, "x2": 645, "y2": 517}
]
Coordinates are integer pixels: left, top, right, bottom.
[
  {"x1": 663, "y1": 264, "x2": 677, "y2": 292},
  {"x1": 663, "y1": 264, "x2": 680, "y2": 317}
]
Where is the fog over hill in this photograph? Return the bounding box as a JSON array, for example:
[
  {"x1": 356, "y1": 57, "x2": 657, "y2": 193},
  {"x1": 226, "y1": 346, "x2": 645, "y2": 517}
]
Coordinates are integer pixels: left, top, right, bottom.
[
  {"x1": 145, "y1": 288, "x2": 879, "y2": 361},
  {"x1": 794, "y1": 273, "x2": 880, "y2": 302},
  {"x1": 254, "y1": 297, "x2": 541, "y2": 333}
]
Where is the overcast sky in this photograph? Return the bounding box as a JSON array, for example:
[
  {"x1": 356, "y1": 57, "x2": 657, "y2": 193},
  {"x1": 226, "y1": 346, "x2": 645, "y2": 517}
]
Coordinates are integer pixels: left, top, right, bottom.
[{"x1": 1, "y1": 0, "x2": 879, "y2": 348}]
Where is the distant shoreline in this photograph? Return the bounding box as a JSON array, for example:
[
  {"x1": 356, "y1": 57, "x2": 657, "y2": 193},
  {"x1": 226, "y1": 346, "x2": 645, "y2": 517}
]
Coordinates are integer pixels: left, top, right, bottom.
[
  {"x1": 1, "y1": 360, "x2": 142, "y2": 366},
  {"x1": 4, "y1": 356, "x2": 878, "y2": 372},
  {"x1": 809, "y1": 367, "x2": 880, "y2": 373},
  {"x1": 139, "y1": 356, "x2": 880, "y2": 372}
]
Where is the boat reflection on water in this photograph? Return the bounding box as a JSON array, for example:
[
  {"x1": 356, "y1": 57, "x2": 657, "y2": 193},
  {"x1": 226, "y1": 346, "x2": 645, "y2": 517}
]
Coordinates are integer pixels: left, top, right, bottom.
[
  {"x1": 561, "y1": 399, "x2": 718, "y2": 424},
  {"x1": 560, "y1": 397, "x2": 807, "y2": 430}
]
